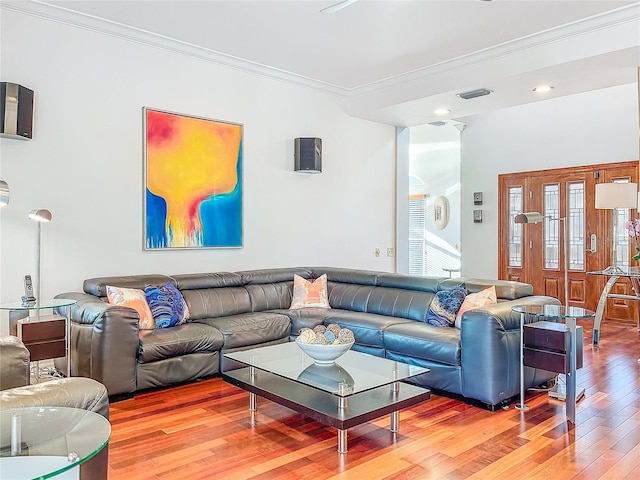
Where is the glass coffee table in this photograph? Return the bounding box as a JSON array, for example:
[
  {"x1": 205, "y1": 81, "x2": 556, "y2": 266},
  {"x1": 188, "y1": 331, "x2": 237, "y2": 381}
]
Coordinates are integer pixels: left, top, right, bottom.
[
  {"x1": 0, "y1": 406, "x2": 111, "y2": 479},
  {"x1": 223, "y1": 342, "x2": 430, "y2": 453}
]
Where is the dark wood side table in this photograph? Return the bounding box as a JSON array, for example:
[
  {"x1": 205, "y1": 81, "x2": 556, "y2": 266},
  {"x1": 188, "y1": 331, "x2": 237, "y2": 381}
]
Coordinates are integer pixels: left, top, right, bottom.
[
  {"x1": 512, "y1": 304, "x2": 594, "y2": 424},
  {"x1": 0, "y1": 299, "x2": 77, "y2": 378}
]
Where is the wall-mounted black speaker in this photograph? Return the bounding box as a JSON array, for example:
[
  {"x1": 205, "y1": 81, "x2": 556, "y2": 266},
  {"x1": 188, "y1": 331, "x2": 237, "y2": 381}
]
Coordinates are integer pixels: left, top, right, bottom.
[
  {"x1": 294, "y1": 137, "x2": 322, "y2": 173},
  {"x1": 1, "y1": 82, "x2": 34, "y2": 140}
]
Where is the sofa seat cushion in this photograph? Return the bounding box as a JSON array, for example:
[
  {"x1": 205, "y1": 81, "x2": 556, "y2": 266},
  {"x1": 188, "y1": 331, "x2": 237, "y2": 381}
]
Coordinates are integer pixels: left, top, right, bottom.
[
  {"x1": 196, "y1": 312, "x2": 291, "y2": 349},
  {"x1": 270, "y1": 308, "x2": 334, "y2": 335},
  {"x1": 383, "y1": 322, "x2": 461, "y2": 366},
  {"x1": 138, "y1": 323, "x2": 224, "y2": 364},
  {"x1": 323, "y1": 311, "x2": 412, "y2": 349}
]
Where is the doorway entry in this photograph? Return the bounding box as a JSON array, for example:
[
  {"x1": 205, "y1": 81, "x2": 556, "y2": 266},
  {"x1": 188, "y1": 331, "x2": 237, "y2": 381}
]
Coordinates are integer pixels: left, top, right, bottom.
[{"x1": 498, "y1": 161, "x2": 638, "y2": 323}]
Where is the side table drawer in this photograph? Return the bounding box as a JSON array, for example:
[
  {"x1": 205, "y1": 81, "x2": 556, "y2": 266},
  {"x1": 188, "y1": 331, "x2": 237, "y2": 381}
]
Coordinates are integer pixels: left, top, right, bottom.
[
  {"x1": 24, "y1": 339, "x2": 66, "y2": 361},
  {"x1": 523, "y1": 321, "x2": 583, "y2": 374},
  {"x1": 17, "y1": 315, "x2": 66, "y2": 362}
]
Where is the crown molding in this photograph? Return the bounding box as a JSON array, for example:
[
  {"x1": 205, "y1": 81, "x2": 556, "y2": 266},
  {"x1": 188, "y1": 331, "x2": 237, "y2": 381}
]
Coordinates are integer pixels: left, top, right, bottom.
[
  {"x1": 349, "y1": 2, "x2": 640, "y2": 97},
  {"x1": 3, "y1": 1, "x2": 639, "y2": 100},
  {"x1": 3, "y1": 0, "x2": 350, "y2": 97}
]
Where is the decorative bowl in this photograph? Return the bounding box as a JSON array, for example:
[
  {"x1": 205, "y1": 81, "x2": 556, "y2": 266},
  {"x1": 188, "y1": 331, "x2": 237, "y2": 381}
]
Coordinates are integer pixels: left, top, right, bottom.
[{"x1": 295, "y1": 340, "x2": 354, "y2": 365}]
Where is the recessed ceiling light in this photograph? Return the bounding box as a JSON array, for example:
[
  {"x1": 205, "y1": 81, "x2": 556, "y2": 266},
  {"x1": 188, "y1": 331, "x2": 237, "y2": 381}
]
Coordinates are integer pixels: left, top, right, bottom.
[
  {"x1": 533, "y1": 85, "x2": 554, "y2": 93},
  {"x1": 433, "y1": 108, "x2": 451, "y2": 115}
]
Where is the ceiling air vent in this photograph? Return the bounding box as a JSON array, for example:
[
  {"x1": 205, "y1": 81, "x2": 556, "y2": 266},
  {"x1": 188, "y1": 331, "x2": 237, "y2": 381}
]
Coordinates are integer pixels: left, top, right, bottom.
[{"x1": 457, "y1": 88, "x2": 492, "y2": 100}]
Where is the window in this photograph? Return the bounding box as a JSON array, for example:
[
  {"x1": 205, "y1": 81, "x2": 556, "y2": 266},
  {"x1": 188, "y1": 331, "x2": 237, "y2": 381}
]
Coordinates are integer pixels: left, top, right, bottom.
[{"x1": 409, "y1": 195, "x2": 426, "y2": 275}]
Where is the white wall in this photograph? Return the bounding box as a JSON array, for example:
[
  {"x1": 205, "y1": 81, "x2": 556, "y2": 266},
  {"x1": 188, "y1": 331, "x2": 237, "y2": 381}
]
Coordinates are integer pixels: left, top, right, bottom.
[
  {"x1": 0, "y1": 10, "x2": 396, "y2": 318},
  {"x1": 461, "y1": 83, "x2": 639, "y2": 278}
]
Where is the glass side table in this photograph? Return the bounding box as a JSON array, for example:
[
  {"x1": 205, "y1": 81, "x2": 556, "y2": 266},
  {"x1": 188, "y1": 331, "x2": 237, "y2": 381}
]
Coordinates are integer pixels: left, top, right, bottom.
[
  {"x1": 586, "y1": 267, "x2": 640, "y2": 348},
  {"x1": 512, "y1": 304, "x2": 595, "y2": 424},
  {"x1": 0, "y1": 299, "x2": 77, "y2": 378},
  {"x1": 0, "y1": 406, "x2": 110, "y2": 479}
]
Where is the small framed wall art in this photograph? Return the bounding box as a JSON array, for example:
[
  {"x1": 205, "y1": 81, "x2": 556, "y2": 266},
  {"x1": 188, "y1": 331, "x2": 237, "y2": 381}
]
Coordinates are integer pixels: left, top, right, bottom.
[{"x1": 143, "y1": 108, "x2": 243, "y2": 250}]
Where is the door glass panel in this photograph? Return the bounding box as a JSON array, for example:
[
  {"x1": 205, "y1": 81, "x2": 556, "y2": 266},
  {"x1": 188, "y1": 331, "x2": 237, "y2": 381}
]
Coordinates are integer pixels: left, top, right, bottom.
[
  {"x1": 544, "y1": 184, "x2": 559, "y2": 269},
  {"x1": 509, "y1": 186, "x2": 523, "y2": 267},
  {"x1": 568, "y1": 182, "x2": 585, "y2": 270}
]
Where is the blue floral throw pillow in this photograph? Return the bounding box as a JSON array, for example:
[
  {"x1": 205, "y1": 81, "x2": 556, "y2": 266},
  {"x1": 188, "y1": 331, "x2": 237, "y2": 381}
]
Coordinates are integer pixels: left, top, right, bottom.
[
  {"x1": 144, "y1": 282, "x2": 190, "y2": 329},
  {"x1": 425, "y1": 284, "x2": 467, "y2": 327}
]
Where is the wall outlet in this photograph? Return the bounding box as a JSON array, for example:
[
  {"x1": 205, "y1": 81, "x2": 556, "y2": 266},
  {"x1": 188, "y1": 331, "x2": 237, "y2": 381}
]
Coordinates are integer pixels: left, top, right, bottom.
[
  {"x1": 387, "y1": 248, "x2": 394, "y2": 257},
  {"x1": 375, "y1": 248, "x2": 380, "y2": 257}
]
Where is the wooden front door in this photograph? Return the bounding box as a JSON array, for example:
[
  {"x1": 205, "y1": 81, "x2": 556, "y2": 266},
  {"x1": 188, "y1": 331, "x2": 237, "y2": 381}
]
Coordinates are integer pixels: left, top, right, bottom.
[{"x1": 498, "y1": 161, "x2": 639, "y2": 323}]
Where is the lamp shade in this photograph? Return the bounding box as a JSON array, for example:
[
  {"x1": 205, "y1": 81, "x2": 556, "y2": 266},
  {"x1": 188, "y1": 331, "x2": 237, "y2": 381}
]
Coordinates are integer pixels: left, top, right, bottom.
[
  {"x1": 514, "y1": 212, "x2": 544, "y2": 224},
  {"x1": 595, "y1": 183, "x2": 638, "y2": 209},
  {"x1": 28, "y1": 209, "x2": 52, "y2": 222},
  {"x1": 0, "y1": 180, "x2": 8, "y2": 207}
]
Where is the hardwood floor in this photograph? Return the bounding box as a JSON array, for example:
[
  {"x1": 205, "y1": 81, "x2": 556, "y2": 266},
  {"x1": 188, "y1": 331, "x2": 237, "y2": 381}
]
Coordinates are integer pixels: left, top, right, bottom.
[{"x1": 108, "y1": 318, "x2": 640, "y2": 479}]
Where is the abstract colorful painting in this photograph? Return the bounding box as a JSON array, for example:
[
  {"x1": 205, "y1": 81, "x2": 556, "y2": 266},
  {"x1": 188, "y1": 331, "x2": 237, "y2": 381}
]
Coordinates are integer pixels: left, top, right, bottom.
[{"x1": 143, "y1": 108, "x2": 243, "y2": 249}]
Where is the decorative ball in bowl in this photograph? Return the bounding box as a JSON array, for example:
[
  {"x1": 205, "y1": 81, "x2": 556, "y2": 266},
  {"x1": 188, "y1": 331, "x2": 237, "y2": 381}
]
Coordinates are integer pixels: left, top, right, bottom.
[{"x1": 295, "y1": 324, "x2": 355, "y2": 365}]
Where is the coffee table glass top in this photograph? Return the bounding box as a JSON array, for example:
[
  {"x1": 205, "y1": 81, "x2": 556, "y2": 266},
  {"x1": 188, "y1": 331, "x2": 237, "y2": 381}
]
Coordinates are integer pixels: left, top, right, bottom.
[
  {"x1": 512, "y1": 304, "x2": 595, "y2": 319},
  {"x1": 0, "y1": 406, "x2": 111, "y2": 479},
  {"x1": 225, "y1": 342, "x2": 429, "y2": 397}
]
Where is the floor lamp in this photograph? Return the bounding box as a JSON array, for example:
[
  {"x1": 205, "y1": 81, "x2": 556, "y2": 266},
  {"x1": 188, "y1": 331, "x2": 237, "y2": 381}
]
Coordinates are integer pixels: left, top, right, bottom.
[
  {"x1": 514, "y1": 212, "x2": 568, "y2": 305},
  {"x1": 595, "y1": 182, "x2": 638, "y2": 274},
  {"x1": 28, "y1": 209, "x2": 52, "y2": 306},
  {"x1": 514, "y1": 212, "x2": 571, "y2": 407}
]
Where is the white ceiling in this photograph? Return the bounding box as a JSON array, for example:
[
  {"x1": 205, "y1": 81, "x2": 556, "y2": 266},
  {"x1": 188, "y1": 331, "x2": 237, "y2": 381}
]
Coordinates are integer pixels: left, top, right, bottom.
[{"x1": 9, "y1": 0, "x2": 640, "y2": 126}]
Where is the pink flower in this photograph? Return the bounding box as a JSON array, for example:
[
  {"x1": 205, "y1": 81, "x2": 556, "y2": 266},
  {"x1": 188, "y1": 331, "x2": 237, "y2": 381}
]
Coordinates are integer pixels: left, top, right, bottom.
[{"x1": 627, "y1": 218, "x2": 640, "y2": 247}]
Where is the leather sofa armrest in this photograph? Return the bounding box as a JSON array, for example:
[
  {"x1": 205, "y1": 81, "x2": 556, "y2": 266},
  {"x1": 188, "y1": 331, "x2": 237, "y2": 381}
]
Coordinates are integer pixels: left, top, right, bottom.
[
  {"x1": 0, "y1": 336, "x2": 30, "y2": 390},
  {"x1": 461, "y1": 295, "x2": 562, "y2": 332},
  {"x1": 0, "y1": 377, "x2": 109, "y2": 418},
  {"x1": 55, "y1": 292, "x2": 139, "y2": 396},
  {"x1": 459, "y1": 296, "x2": 560, "y2": 405}
]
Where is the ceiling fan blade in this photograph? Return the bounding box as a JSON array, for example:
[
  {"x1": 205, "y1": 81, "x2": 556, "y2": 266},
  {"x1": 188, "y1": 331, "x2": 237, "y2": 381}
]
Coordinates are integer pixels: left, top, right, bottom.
[{"x1": 320, "y1": 0, "x2": 359, "y2": 15}]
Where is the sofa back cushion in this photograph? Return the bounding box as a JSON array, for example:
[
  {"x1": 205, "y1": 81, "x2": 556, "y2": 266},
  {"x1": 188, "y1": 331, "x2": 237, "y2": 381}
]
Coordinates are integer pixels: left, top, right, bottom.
[
  {"x1": 246, "y1": 282, "x2": 294, "y2": 311},
  {"x1": 327, "y1": 282, "x2": 374, "y2": 312},
  {"x1": 84, "y1": 274, "x2": 174, "y2": 297},
  {"x1": 238, "y1": 267, "x2": 312, "y2": 285},
  {"x1": 312, "y1": 267, "x2": 378, "y2": 286},
  {"x1": 376, "y1": 273, "x2": 440, "y2": 293},
  {"x1": 367, "y1": 287, "x2": 435, "y2": 321},
  {"x1": 438, "y1": 278, "x2": 532, "y2": 300},
  {"x1": 180, "y1": 287, "x2": 251, "y2": 320},
  {"x1": 172, "y1": 272, "x2": 243, "y2": 290}
]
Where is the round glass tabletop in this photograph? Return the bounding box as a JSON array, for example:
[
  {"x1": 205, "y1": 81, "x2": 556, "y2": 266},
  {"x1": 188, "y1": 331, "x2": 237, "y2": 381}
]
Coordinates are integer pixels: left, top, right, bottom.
[
  {"x1": 0, "y1": 299, "x2": 77, "y2": 311},
  {"x1": 0, "y1": 406, "x2": 110, "y2": 479},
  {"x1": 512, "y1": 304, "x2": 595, "y2": 319}
]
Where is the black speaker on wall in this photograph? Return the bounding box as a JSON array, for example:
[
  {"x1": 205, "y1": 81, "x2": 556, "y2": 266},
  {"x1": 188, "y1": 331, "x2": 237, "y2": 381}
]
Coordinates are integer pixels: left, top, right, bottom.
[
  {"x1": 294, "y1": 137, "x2": 322, "y2": 173},
  {"x1": 1, "y1": 82, "x2": 34, "y2": 139}
]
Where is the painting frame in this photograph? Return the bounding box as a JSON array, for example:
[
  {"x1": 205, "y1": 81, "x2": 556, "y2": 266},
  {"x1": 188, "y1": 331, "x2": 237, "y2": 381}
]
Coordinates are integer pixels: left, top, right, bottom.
[{"x1": 143, "y1": 107, "x2": 243, "y2": 250}]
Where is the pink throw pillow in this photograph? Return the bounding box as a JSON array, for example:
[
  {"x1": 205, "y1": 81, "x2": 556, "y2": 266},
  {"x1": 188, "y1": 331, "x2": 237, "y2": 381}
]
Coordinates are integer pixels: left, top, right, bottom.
[
  {"x1": 455, "y1": 286, "x2": 497, "y2": 328},
  {"x1": 289, "y1": 274, "x2": 330, "y2": 309}
]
